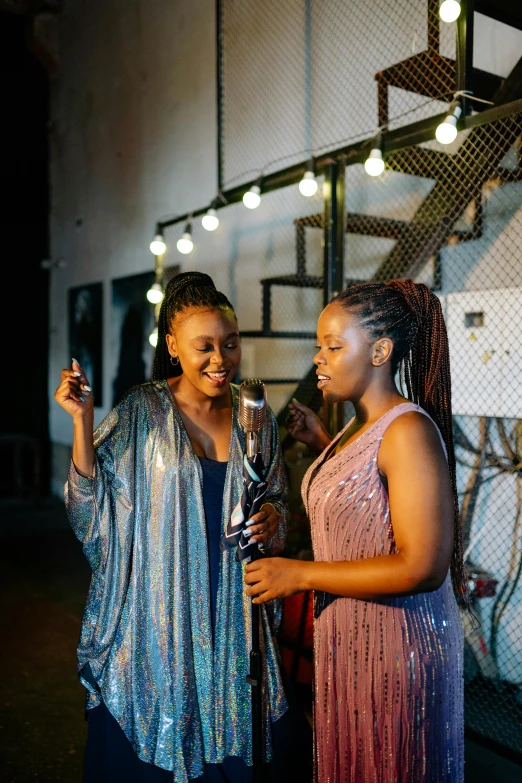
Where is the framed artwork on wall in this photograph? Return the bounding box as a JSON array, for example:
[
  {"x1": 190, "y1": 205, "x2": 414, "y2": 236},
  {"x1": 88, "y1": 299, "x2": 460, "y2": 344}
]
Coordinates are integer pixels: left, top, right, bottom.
[
  {"x1": 68, "y1": 282, "x2": 103, "y2": 407},
  {"x1": 111, "y1": 266, "x2": 181, "y2": 406},
  {"x1": 111, "y1": 271, "x2": 155, "y2": 406}
]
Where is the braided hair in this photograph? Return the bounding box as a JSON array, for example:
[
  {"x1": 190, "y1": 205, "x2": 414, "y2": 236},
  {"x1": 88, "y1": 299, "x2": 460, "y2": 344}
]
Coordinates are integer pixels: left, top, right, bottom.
[
  {"x1": 152, "y1": 271, "x2": 236, "y2": 382},
  {"x1": 333, "y1": 280, "x2": 467, "y2": 605}
]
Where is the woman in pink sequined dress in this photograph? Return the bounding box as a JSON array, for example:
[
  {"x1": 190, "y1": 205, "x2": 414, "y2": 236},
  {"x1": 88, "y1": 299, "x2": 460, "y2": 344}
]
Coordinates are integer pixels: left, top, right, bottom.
[{"x1": 245, "y1": 280, "x2": 465, "y2": 782}]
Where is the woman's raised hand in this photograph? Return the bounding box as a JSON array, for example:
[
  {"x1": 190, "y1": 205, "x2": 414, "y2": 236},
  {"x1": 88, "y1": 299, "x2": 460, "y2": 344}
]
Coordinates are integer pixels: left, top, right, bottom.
[
  {"x1": 286, "y1": 398, "x2": 332, "y2": 454},
  {"x1": 54, "y1": 359, "x2": 94, "y2": 419}
]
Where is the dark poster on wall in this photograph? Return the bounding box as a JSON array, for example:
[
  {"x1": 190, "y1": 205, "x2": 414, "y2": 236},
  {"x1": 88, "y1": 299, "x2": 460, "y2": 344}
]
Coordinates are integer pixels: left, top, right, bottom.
[
  {"x1": 111, "y1": 271, "x2": 156, "y2": 406},
  {"x1": 68, "y1": 282, "x2": 103, "y2": 407}
]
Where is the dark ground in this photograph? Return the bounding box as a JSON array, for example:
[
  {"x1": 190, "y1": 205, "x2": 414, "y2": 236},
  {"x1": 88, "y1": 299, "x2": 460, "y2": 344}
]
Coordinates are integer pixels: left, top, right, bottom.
[{"x1": 0, "y1": 499, "x2": 520, "y2": 782}]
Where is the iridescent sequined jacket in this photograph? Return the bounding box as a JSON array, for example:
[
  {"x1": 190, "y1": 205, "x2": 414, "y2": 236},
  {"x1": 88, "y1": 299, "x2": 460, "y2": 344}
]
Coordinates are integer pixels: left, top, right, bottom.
[{"x1": 64, "y1": 381, "x2": 288, "y2": 780}]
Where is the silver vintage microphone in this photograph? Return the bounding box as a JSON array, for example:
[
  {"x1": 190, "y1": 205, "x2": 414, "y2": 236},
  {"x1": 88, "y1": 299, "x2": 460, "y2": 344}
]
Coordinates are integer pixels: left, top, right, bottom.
[{"x1": 239, "y1": 379, "x2": 267, "y2": 458}]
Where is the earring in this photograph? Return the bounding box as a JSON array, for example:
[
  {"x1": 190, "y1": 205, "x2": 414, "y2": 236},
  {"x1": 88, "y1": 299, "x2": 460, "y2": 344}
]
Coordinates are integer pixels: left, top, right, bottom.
[{"x1": 170, "y1": 356, "x2": 180, "y2": 366}]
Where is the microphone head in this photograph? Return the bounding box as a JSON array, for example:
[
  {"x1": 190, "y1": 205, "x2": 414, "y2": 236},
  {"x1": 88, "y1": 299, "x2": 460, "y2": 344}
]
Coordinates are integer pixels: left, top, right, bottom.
[{"x1": 239, "y1": 379, "x2": 267, "y2": 433}]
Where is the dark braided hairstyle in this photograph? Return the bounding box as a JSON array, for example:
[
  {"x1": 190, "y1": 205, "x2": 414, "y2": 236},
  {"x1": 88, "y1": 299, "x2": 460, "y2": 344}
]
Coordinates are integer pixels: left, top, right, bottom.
[
  {"x1": 333, "y1": 279, "x2": 467, "y2": 605},
  {"x1": 152, "y1": 271, "x2": 236, "y2": 382}
]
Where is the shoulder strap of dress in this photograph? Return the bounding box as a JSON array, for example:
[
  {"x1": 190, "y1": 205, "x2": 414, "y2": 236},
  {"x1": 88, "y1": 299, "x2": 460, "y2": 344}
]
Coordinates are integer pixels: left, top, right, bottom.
[{"x1": 378, "y1": 402, "x2": 447, "y2": 458}]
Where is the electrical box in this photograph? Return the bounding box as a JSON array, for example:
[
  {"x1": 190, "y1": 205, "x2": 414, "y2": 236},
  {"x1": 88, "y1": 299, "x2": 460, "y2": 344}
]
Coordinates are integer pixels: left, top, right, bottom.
[{"x1": 443, "y1": 288, "x2": 522, "y2": 419}]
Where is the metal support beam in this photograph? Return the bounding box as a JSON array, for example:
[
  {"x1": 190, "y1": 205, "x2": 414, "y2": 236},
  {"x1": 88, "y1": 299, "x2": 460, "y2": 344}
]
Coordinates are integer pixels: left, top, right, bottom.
[
  {"x1": 457, "y1": 0, "x2": 475, "y2": 116},
  {"x1": 335, "y1": 158, "x2": 346, "y2": 295},
  {"x1": 322, "y1": 161, "x2": 345, "y2": 307},
  {"x1": 216, "y1": 0, "x2": 224, "y2": 190},
  {"x1": 157, "y1": 95, "x2": 522, "y2": 232},
  {"x1": 323, "y1": 164, "x2": 335, "y2": 307}
]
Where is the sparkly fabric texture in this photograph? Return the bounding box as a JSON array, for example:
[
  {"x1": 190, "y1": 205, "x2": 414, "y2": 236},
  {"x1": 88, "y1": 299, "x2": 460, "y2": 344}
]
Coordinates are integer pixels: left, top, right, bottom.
[
  {"x1": 64, "y1": 381, "x2": 288, "y2": 781},
  {"x1": 302, "y1": 403, "x2": 464, "y2": 783}
]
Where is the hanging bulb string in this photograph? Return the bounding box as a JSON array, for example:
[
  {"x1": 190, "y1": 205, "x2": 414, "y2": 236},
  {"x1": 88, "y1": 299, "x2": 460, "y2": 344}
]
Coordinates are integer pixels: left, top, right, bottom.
[
  {"x1": 222, "y1": 90, "x2": 460, "y2": 190},
  {"x1": 153, "y1": 86, "x2": 496, "y2": 236}
]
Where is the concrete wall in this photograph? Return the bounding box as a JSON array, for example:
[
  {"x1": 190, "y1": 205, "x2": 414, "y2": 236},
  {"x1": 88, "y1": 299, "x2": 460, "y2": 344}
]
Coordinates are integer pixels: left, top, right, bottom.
[{"x1": 49, "y1": 0, "x2": 217, "y2": 492}]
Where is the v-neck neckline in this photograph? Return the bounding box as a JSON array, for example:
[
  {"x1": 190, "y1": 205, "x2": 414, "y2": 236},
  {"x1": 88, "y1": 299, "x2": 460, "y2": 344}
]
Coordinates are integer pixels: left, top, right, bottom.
[
  {"x1": 322, "y1": 402, "x2": 415, "y2": 465},
  {"x1": 162, "y1": 379, "x2": 238, "y2": 464}
]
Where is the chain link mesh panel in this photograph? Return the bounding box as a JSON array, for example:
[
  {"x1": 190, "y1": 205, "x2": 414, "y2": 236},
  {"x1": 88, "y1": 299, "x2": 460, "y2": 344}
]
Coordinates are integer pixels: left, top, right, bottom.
[
  {"x1": 220, "y1": 0, "x2": 461, "y2": 188},
  {"x1": 336, "y1": 116, "x2": 522, "y2": 754},
  {"x1": 214, "y1": 0, "x2": 522, "y2": 756}
]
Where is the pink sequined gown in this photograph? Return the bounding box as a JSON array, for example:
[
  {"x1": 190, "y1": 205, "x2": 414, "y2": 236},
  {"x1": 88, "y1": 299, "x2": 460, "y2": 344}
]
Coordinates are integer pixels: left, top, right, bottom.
[{"x1": 302, "y1": 403, "x2": 464, "y2": 783}]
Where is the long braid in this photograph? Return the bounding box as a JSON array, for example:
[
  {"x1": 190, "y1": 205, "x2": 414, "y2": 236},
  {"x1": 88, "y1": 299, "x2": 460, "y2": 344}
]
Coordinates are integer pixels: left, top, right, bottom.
[
  {"x1": 152, "y1": 271, "x2": 236, "y2": 382},
  {"x1": 333, "y1": 280, "x2": 468, "y2": 605}
]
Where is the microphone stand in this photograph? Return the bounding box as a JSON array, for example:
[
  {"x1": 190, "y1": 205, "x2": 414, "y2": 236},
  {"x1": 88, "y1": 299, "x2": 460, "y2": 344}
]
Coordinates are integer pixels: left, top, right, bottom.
[{"x1": 244, "y1": 430, "x2": 266, "y2": 783}]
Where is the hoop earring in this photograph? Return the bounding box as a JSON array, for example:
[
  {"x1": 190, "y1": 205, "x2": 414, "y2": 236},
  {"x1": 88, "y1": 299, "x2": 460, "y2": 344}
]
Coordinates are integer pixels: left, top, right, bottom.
[{"x1": 170, "y1": 356, "x2": 180, "y2": 366}]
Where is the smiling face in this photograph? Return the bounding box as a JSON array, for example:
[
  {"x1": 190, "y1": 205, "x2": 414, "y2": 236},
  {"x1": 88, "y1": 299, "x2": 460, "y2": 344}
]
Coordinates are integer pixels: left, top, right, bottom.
[
  {"x1": 314, "y1": 301, "x2": 394, "y2": 403},
  {"x1": 165, "y1": 306, "x2": 241, "y2": 399}
]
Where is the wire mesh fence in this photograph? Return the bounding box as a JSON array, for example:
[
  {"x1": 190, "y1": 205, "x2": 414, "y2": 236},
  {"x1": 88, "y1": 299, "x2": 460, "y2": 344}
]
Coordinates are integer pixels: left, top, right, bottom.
[
  {"x1": 210, "y1": 0, "x2": 522, "y2": 756},
  {"x1": 337, "y1": 115, "x2": 522, "y2": 754},
  {"x1": 220, "y1": 0, "x2": 463, "y2": 188}
]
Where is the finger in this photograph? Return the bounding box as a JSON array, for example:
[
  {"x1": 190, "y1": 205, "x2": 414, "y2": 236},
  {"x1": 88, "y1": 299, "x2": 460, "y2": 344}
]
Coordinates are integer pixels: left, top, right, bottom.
[
  {"x1": 56, "y1": 379, "x2": 82, "y2": 402},
  {"x1": 290, "y1": 399, "x2": 310, "y2": 413},
  {"x1": 246, "y1": 511, "x2": 267, "y2": 525},
  {"x1": 246, "y1": 580, "x2": 267, "y2": 595},
  {"x1": 252, "y1": 593, "x2": 272, "y2": 605},
  {"x1": 287, "y1": 415, "x2": 304, "y2": 430},
  {"x1": 244, "y1": 569, "x2": 265, "y2": 585},
  {"x1": 244, "y1": 525, "x2": 263, "y2": 537},
  {"x1": 62, "y1": 378, "x2": 91, "y2": 404},
  {"x1": 61, "y1": 368, "x2": 84, "y2": 382},
  {"x1": 72, "y1": 358, "x2": 92, "y2": 387},
  {"x1": 244, "y1": 559, "x2": 264, "y2": 574}
]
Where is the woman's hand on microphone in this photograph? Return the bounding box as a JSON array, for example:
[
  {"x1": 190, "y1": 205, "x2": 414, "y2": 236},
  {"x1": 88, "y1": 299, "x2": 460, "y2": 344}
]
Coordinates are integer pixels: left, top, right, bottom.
[
  {"x1": 286, "y1": 399, "x2": 332, "y2": 454},
  {"x1": 54, "y1": 359, "x2": 94, "y2": 420},
  {"x1": 245, "y1": 503, "x2": 280, "y2": 549},
  {"x1": 244, "y1": 557, "x2": 306, "y2": 604}
]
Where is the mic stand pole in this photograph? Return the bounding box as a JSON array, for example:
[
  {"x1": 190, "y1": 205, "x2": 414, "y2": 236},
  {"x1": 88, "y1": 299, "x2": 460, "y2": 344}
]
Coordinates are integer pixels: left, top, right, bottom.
[{"x1": 245, "y1": 431, "x2": 266, "y2": 783}]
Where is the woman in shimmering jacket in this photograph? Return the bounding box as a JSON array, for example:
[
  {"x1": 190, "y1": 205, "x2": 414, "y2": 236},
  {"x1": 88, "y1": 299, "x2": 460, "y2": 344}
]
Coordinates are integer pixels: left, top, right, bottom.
[{"x1": 55, "y1": 272, "x2": 293, "y2": 783}]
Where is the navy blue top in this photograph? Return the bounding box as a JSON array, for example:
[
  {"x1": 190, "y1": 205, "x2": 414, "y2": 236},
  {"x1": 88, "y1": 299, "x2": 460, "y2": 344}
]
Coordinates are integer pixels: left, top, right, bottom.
[{"x1": 197, "y1": 456, "x2": 228, "y2": 634}]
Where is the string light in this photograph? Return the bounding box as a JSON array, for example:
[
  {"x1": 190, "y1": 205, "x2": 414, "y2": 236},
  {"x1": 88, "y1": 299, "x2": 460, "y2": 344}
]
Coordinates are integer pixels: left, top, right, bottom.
[
  {"x1": 364, "y1": 134, "x2": 385, "y2": 177},
  {"x1": 435, "y1": 99, "x2": 462, "y2": 144},
  {"x1": 243, "y1": 177, "x2": 262, "y2": 209},
  {"x1": 440, "y1": 0, "x2": 461, "y2": 23},
  {"x1": 202, "y1": 205, "x2": 219, "y2": 231},
  {"x1": 150, "y1": 91, "x2": 479, "y2": 240},
  {"x1": 150, "y1": 232, "x2": 166, "y2": 256},
  {"x1": 176, "y1": 222, "x2": 194, "y2": 254},
  {"x1": 146, "y1": 282, "x2": 164, "y2": 304},
  {"x1": 299, "y1": 160, "x2": 318, "y2": 197},
  {"x1": 149, "y1": 327, "x2": 158, "y2": 347}
]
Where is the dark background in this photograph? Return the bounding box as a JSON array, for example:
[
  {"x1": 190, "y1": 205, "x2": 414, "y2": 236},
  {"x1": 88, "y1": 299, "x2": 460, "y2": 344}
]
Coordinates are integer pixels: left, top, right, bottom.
[{"x1": 0, "y1": 10, "x2": 50, "y2": 496}]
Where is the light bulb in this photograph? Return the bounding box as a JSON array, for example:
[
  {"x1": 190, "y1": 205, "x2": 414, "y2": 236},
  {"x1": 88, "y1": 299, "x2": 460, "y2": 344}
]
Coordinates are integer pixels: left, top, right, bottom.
[
  {"x1": 440, "y1": 0, "x2": 461, "y2": 23},
  {"x1": 243, "y1": 185, "x2": 261, "y2": 209},
  {"x1": 299, "y1": 170, "x2": 318, "y2": 197},
  {"x1": 176, "y1": 223, "x2": 193, "y2": 254},
  {"x1": 150, "y1": 233, "x2": 166, "y2": 256},
  {"x1": 146, "y1": 282, "x2": 163, "y2": 304},
  {"x1": 149, "y1": 327, "x2": 158, "y2": 348},
  {"x1": 202, "y1": 208, "x2": 219, "y2": 231},
  {"x1": 364, "y1": 148, "x2": 385, "y2": 177},
  {"x1": 435, "y1": 115, "x2": 459, "y2": 144},
  {"x1": 435, "y1": 101, "x2": 462, "y2": 144}
]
